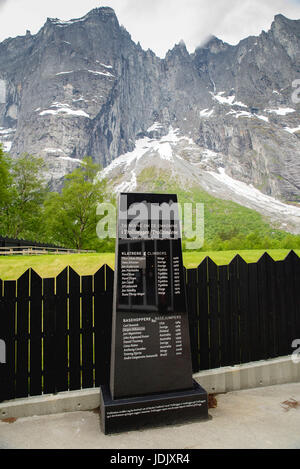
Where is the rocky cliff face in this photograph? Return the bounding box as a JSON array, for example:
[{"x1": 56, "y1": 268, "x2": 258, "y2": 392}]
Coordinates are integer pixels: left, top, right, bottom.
[{"x1": 0, "y1": 8, "x2": 300, "y2": 207}]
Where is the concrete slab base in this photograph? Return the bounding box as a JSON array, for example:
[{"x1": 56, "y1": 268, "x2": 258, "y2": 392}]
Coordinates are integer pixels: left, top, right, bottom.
[
  {"x1": 0, "y1": 383, "x2": 300, "y2": 449},
  {"x1": 0, "y1": 355, "x2": 299, "y2": 421},
  {"x1": 193, "y1": 355, "x2": 300, "y2": 394},
  {"x1": 0, "y1": 388, "x2": 99, "y2": 421}
]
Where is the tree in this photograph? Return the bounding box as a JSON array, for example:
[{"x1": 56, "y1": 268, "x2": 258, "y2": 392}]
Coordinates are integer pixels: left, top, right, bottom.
[
  {"x1": 0, "y1": 145, "x2": 13, "y2": 236},
  {"x1": 0, "y1": 151, "x2": 47, "y2": 239},
  {"x1": 0, "y1": 144, "x2": 12, "y2": 209},
  {"x1": 44, "y1": 157, "x2": 108, "y2": 250}
]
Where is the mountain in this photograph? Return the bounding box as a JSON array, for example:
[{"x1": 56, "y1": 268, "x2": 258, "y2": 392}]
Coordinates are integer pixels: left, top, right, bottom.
[
  {"x1": 0, "y1": 8, "x2": 300, "y2": 232},
  {"x1": 99, "y1": 126, "x2": 300, "y2": 234}
]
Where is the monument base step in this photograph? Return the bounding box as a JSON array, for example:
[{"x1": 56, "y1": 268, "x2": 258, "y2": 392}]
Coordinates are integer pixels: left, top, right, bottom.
[{"x1": 99, "y1": 380, "x2": 209, "y2": 434}]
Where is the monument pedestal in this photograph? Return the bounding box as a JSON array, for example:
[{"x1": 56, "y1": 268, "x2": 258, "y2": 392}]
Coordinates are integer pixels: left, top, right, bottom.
[{"x1": 100, "y1": 380, "x2": 208, "y2": 434}]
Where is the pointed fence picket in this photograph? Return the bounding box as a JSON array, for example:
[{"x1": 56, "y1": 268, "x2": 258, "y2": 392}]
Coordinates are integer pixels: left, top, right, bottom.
[
  {"x1": 0, "y1": 251, "x2": 299, "y2": 402},
  {"x1": 185, "y1": 251, "x2": 300, "y2": 372},
  {"x1": 0, "y1": 265, "x2": 113, "y2": 402}
]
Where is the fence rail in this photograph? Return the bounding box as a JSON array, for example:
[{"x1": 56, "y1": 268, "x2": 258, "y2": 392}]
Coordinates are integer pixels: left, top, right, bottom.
[
  {"x1": 0, "y1": 236, "x2": 62, "y2": 249},
  {"x1": 0, "y1": 237, "x2": 95, "y2": 255},
  {"x1": 0, "y1": 246, "x2": 95, "y2": 256},
  {"x1": 0, "y1": 251, "x2": 299, "y2": 402}
]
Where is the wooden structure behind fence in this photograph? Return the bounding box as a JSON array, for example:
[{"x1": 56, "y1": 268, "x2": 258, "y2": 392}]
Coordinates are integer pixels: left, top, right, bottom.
[
  {"x1": 0, "y1": 236, "x2": 62, "y2": 249},
  {"x1": 0, "y1": 251, "x2": 299, "y2": 402},
  {"x1": 0, "y1": 236, "x2": 94, "y2": 255}
]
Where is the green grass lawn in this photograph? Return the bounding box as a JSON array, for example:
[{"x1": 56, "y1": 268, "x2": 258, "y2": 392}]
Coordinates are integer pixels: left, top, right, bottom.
[
  {"x1": 0, "y1": 249, "x2": 298, "y2": 280},
  {"x1": 183, "y1": 249, "x2": 300, "y2": 268}
]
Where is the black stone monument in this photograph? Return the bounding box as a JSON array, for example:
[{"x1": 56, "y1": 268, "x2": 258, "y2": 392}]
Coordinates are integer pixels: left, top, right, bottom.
[{"x1": 100, "y1": 193, "x2": 208, "y2": 434}]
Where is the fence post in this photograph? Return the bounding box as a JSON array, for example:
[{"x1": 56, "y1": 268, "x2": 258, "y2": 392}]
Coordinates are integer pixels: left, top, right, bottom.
[
  {"x1": 186, "y1": 267, "x2": 199, "y2": 373},
  {"x1": 0, "y1": 280, "x2": 16, "y2": 402},
  {"x1": 43, "y1": 277, "x2": 56, "y2": 395},
  {"x1": 15, "y1": 270, "x2": 30, "y2": 398},
  {"x1": 197, "y1": 258, "x2": 209, "y2": 371},
  {"x1": 30, "y1": 269, "x2": 43, "y2": 397},
  {"x1": 69, "y1": 267, "x2": 81, "y2": 391},
  {"x1": 55, "y1": 268, "x2": 69, "y2": 393}
]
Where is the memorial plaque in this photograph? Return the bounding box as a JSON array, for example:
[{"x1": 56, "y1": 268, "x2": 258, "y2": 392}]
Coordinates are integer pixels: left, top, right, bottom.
[{"x1": 100, "y1": 193, "x2": 208, "y2": 434}]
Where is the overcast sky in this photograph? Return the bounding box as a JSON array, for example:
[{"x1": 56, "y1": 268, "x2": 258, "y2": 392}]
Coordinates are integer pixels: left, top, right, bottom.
[{"x1": 0, "y1": 0, "x2": 300, "y2": 57}]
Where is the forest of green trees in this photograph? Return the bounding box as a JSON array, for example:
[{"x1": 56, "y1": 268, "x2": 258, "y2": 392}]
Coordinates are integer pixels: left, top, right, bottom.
[
  {"x1": 0, "y1": 145, "x2": 299, "y2": 252},
  {"x1": 0, "y1": 145, "x2": 113, "y2": 251}
]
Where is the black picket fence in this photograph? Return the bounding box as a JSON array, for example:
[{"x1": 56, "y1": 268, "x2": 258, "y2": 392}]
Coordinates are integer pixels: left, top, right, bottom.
[{"x1": 0, "y1": 251, "x2": 299, "y2": 402}]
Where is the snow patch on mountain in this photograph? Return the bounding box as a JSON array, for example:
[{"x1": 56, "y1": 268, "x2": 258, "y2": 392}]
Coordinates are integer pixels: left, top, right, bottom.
[
  {"x1": 284, "y1": 125, "x2": 300, "y2": 134},
  {"x1": 100, "y1": 130, "x2": 300, "y2": 234},
  {"x1": 266, "y1": 108, "x2": 296, "y2": 115},
  {"x1": 44, "y1": 148, "x2": 63, "y2": 154},
  {"x1": 147, "y1": 122, "x2": 164, "y2": 132},
  {"x1": 0, "y1": 128, "x2": 15, "y2": 135},
  {"x1": 211, "y1": 91, "x2": 247, "y2": 108},
  {"x1": 55, "y1": 71, "x2": 74, "y2": 76},
  {"x1": 200, "y1": 109, "x2": 214, "y2": 118},
  {"x1": 39, "y1": 102, "x2": 90, "y2": 118},
  {"x1": 227, "y1": 109, "x2": 269, "y2": 122},
  {"x1": 209, "y1": 167, "x2": 300, "y2": 218},
  {"x1": 55, "y1": 69, "x2": 115, "y2": 78},
  {"x1": 2, "y1": 141, "x2": 12, "y2": 151},
  {"x1": 101, "y1": 127, "x2": 190, "y2": 192},
  {"x1": 87, "y1": 69, "x2": 115, "y2": 78},
  {"x1": 0, "y1": 127, "x2": 15, "y2": 153}
]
